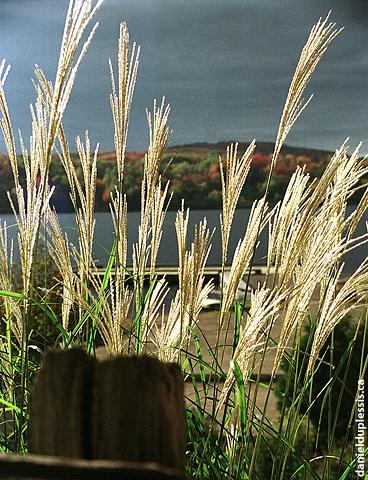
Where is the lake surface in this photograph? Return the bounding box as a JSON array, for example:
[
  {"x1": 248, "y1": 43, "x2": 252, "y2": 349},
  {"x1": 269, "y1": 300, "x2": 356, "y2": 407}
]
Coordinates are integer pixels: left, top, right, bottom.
[{"x1": 1, "y1": 208, "x2": 367, "y2": 275}]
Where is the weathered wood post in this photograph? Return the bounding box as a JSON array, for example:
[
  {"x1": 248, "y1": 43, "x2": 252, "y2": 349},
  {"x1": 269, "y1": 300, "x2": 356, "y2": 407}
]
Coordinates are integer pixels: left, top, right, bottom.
[
  {"x1": 92, "y1": 355, "x2": 186, "y2": 471},
  {"x1": 22, "y1": 349, "x2": 186, "y2": 479},
  {"x1": 29, "y1": 349, "x2": 95, "y2": 459}
]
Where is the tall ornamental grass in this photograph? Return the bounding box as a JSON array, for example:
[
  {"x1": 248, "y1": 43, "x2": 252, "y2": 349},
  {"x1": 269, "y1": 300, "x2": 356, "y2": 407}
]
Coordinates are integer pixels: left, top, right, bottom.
[{"x1": 0, "y1": 2, "x2": 367, "y2": 478}]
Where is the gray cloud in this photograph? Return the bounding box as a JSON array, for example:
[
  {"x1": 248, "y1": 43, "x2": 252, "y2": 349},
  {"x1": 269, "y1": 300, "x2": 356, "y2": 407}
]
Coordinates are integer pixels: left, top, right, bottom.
[{"x1": 0, "y1": 0, "x2": 367, "y2": 153}]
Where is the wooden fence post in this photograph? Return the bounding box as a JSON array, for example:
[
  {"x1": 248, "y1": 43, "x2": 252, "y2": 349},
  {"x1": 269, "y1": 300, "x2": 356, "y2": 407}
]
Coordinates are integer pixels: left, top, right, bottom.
[
  {"x1": 29, "y1": 349, "x2": 95, "y2": 459},
  {"x1": 25, "y1": 349, "x2": 186, "y2": 479},
  {"x1": 92, "y1": 355, "x2": 186, "y2": 472}
]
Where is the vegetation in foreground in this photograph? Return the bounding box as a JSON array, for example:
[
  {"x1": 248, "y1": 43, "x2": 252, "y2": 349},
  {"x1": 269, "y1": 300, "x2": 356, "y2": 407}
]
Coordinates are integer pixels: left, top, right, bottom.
[{"x1": 0, "y1": 2, "x2": 367, "y2": 479}]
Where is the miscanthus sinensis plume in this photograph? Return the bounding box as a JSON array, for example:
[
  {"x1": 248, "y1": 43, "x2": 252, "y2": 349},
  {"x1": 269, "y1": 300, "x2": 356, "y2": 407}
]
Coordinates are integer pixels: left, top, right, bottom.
[
  {"x1": 145, "y1": 213, "x2": 214, "y2": 361},
  {"x1": 220, "y1": 141, "x2": 255, "y2": 264},
  {"x1": 218, "y1": 285, "x2": 288, "y2": 410},
  {"x1": 109, "y1": 22, "x2": 140, "y2": 184},
  {"x1": 0, "y1": 1, "x2": 102, "y2": 340},
  {"x1": 270, "y1": 14, "x2": 342, "y2": 174},
  {"x1": 133, "y1": 99, "x2": 171, "y2": 295},
  {"x1": 272, "y1": 143, "x2": 368, "y2": 375},
  {"x1": 219, "y1": 199, "x2": 271, "y2": 327},
  {"x1": 176, "y1": 207, "x2": 214, "y2": 334},
  {"x1": 44, "y1": 208, "x2": 74, "y2": 332},
  {"x1": 307, "y1": 257, "x2": 368, "y2": 376}
]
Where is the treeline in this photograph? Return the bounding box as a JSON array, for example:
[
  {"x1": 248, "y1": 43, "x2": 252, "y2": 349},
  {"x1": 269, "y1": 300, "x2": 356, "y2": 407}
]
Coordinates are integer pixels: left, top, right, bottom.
[{"x1": 0, "y1": 145, "x2": 365, "y2": 213}]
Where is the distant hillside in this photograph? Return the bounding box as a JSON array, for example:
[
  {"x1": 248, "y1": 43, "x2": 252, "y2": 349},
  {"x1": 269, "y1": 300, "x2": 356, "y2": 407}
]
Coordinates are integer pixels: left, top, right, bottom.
[
  {"x1": 167, "y1": 141, "x2": 333, "y2": 158},
  {"x1": 0, "y1": 141, "x2": 364, "y2": 213},
  {"x1": 98, "y1": 141, "x2": 334, "y2": 163}
]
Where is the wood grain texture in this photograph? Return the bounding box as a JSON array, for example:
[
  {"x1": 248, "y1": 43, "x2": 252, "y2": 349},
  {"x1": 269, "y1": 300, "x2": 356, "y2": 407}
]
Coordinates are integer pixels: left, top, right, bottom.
[
  {"x1": 0, "y1": 453, "x2": 185, "y2": 479},
  {"x1": 92, "y1": 356, "x2": 185, "y2": 473},
  {"x1": 28, "y1": 349, "x2": 95, "y2": 459},
  {"x1": 27, "y1": 350, "x2": 186, "y2": 476}
]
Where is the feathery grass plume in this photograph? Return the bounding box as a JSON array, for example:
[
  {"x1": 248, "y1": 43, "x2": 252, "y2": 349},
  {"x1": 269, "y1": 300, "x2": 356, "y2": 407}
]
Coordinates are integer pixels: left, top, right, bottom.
[
  {"x1": 152, "y1": 292, "x2": 181, "y2": 363},
  {"x1": 267, "y1": 166, "x2": 311, "y2": 277},
  {"x1": 175, "y1": 207, "x2": 214, "y2": 338},
  {"x1": 270, "y1": 144, "x2": 368, "y2": 292},
  {"x1": 74, "y1": 134, "x2": 98, "y2": 272},
  {"x1": 307, "y1": 259, "x2": 368, "y2": 376},
  {"x1": 0, "y1": 70, "x2": 52, "y2": 301},
  {"x1": 143, "y1": 99, "x2": 171, "y2": 215},
  {"x1": 348, "y1": 184, "x2": 368, "y2": 239},
  {"x1": 151, "y1": 284, "x2": 210, "y2": 363},
  {"x1": 149, "y1": 180, "x2": 172, "y2": 278},
  {"x1": 44, "y1": 0, "x2": 102, "y2": 167},
  {"x1": 61, "y1": 133, "x2": 98, "y2": 284},
  {"x1": 220, "y1": 141, "x2": 255, "y2": 265},
  {"x1": 110, "y1": 189, "x2": 128, "y2": 275},
  {"x1": 0, "y1": 222, "x2": 22, "y2": 342},
  {"x1": 140, "y1": 277, "x2": 170, "y2": 345},
  {"x1": 0, "y1": 60, "x2": 16, "y2": 178},
  {"x1": 270, "y1": 14, "x2": 342, "y2": 173},
  {"x1": 43, "y1": 208, "x2": 74, "y2": 332},
  {"x1": 0, "y1": 0, "x2": 102, "y2": 311},
  {"x1": 272, "y1": 201, "x2": 368, "y2": 376},
  {"x1": 337, "y1": 146, "x2": 368, "y2": 238},
  {"x1": 109, "y1": 22, "x2": 140, "y2": 183},
  {"x1": 175, "y1": 202, "x2": 189, "y2": 290},
  {"x1": 7, "y1": 105, "x2": 54, "y2": 299},
  {"x1": 218, "y1": 285, "x2": 287, "y2": 410},
  {"x1": 220, "y1": 199, "x2": 271, "y2": 325},
  {"x1": 76, "y1": 266, "x2": 133, "y2": 355},
  {"x1": 134, "y1": 99, "x2": 170, "y2": 292},
  {"x1": 323, "y1": 144, "x2": 368, "y2": 220},
  {"x1": 57, "y1": 133, "x2": 99, "y2": 331},
  {"x1": 109, "y1": 22, "x2": 139, "y2": 301}
]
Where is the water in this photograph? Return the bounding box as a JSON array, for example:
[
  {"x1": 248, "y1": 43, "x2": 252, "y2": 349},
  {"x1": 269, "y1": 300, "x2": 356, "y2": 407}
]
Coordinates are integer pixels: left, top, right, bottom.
[{"x1": 1, "y1": 208, "x2": 367, "y2": 275}]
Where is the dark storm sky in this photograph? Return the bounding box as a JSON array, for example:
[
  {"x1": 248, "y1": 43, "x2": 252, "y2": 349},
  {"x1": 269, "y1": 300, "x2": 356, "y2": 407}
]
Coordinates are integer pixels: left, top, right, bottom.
[{"x1": 0, "y1": 0, "x2": 367, "y2": 153}]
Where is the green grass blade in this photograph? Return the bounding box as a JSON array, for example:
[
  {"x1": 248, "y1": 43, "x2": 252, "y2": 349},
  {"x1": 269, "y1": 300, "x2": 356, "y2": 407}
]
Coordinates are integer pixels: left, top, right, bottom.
[
  {"x1": 338, "y1": 447, "x2": 368, "y2": 480},
  {"x1": 232, "y1": 359, "x2": 247, "y2": 439}
]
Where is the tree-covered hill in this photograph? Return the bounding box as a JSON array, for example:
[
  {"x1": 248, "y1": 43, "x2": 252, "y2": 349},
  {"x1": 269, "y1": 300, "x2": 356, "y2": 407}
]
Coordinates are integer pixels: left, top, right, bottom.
[{"x1": 0, "y1": 142, "x2": 364, "y2": 213}]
